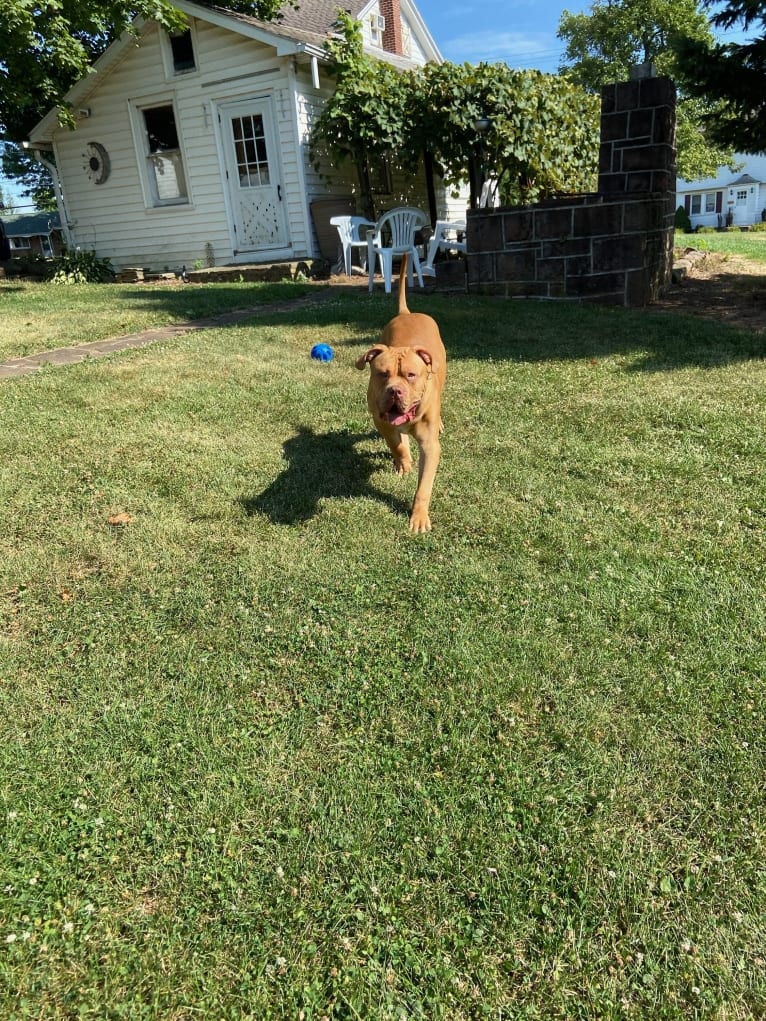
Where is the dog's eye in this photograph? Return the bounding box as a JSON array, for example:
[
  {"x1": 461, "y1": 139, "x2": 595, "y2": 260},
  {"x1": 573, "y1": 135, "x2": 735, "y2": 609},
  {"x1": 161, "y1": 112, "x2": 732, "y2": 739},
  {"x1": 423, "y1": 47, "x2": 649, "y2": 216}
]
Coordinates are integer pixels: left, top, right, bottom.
[{"x1": 406, "y1": 371, "x2": 417, "y2": 380}]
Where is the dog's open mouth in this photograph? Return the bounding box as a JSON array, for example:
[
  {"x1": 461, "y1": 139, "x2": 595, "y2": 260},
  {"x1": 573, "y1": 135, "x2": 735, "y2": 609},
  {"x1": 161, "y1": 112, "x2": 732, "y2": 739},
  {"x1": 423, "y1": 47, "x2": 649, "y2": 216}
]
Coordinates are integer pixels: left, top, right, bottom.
[{"x1": 385, "y1": 403, "x2": 419, "y2": 426}]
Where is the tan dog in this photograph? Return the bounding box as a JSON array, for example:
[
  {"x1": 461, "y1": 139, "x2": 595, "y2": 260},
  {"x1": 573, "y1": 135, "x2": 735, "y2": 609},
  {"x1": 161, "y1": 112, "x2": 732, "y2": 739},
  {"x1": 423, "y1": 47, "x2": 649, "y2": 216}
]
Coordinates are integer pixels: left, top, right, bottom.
[{"x1": 356, "y1": 255, "x2": 447, "y2": 532}]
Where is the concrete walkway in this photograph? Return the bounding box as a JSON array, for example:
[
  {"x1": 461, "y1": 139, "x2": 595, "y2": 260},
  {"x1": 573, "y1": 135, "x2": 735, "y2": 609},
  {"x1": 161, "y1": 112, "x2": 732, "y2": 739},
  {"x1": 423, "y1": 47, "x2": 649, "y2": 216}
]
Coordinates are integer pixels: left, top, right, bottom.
[{"x1": 0, "y1": 289, "x2": 336, "y2": 381}]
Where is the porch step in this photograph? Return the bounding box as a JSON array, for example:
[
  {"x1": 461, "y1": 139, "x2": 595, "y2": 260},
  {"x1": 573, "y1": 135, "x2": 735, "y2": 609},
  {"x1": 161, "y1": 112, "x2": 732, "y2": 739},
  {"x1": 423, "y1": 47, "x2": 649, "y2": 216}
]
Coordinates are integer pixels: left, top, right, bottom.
[{"x1": 184, "y1": 261, "x2": 313, "y2": 284}]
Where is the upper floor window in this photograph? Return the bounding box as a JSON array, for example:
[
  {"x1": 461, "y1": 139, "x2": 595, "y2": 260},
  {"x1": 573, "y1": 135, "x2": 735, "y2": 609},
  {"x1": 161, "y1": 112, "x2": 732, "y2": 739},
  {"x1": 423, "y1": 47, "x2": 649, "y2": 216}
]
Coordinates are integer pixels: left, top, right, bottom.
[
  {"x1": 169, "y1": 29, "x2": 196, "y2": 73},
  {"x1": 368, "y1": 13, "x2": 385, "y2": 46}
]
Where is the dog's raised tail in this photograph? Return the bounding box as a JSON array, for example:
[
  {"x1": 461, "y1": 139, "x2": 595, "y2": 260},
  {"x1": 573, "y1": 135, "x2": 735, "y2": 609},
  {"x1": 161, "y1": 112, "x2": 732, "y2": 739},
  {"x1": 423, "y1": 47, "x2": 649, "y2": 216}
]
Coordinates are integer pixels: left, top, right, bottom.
[{"x1": 398, "y1": 253, "x2": 410, "y2": 315}]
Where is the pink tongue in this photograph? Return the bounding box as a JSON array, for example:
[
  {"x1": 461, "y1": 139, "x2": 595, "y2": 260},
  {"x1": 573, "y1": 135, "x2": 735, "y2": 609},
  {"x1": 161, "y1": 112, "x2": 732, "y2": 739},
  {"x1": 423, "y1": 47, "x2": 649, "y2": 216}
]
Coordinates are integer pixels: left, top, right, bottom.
[{"x1": 388, "y1": 408, "x2": 416, "y2": 426}]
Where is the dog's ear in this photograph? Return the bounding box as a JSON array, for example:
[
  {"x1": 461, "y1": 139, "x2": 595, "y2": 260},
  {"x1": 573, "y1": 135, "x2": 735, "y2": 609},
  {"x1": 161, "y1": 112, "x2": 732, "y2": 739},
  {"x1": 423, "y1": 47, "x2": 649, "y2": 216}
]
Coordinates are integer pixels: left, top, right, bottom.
[
  {"x1": 355, "y1": 344, "x2": 387, "y2": 370},
  {"x1": 414, "y1": 348, "x2": 433, "y2": 367}
]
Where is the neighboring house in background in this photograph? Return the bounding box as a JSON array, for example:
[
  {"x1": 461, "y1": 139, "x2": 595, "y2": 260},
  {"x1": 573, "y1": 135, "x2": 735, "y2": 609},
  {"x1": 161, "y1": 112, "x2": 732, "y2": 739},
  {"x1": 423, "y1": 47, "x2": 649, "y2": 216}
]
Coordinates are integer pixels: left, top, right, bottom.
[
  {"x1": 677, "y1": 154, "x2": 766, "y2": 229},
  {"x1": 1, "y1": 212, "x2": 64, "y2": 258},
  {"x1": 27, "y1": 0, "x2": 464, "y2": 272}
]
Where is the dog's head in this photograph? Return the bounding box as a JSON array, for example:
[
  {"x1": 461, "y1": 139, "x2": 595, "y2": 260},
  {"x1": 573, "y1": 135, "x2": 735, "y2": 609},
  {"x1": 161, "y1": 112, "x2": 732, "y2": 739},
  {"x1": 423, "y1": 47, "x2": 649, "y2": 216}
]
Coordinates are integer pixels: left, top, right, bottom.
[{"x1": 356, "y1": 344, "x2": 433, "y2": 426}]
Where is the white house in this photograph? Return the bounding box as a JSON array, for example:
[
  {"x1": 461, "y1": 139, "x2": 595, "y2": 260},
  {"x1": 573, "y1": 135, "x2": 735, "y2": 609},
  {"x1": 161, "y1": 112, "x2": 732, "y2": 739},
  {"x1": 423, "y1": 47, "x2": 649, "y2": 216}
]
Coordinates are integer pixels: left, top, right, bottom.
[
  {"x1": 27, "y1": 0, "x2": 464, "y2": 272},
  {"x1": 677, "y1": 154, "x2": 766, "y2": 230}
]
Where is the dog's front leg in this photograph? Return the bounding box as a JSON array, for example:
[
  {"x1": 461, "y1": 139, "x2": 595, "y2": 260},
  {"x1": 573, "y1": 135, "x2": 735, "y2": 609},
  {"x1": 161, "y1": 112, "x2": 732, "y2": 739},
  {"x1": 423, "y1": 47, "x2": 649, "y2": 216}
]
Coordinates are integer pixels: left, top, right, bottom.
[
  {"x1": 377, "y1": 421, "x2": 413, "y2": 476},
  {"x1": 409, "y1": 426, "x2": 441, "y2": 533}
]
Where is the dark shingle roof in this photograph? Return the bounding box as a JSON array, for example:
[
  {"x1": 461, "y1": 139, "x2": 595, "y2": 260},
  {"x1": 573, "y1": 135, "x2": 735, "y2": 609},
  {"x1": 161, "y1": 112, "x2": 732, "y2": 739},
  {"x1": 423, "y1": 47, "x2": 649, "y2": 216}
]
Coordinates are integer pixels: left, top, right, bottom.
[
  {"x1": 1, "y1": 212, "x2": 62, "y2": 237},
  {"x1": 732, "y1": 173, "x2": 760, "y2": 185},
  {"x1": 209, "y1": 0, "x2": 367, "y2": 49}
]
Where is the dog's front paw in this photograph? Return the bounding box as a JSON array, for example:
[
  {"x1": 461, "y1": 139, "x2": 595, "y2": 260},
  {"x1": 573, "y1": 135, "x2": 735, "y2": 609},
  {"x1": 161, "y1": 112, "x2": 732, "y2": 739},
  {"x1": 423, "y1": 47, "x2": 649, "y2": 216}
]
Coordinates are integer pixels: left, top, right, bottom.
[
  {"x1": 394, "y1": 458, "x2": 413, "y2": 476},
  {"x1": 409, "y1": 509, "x2": 432, "y2": 533}
]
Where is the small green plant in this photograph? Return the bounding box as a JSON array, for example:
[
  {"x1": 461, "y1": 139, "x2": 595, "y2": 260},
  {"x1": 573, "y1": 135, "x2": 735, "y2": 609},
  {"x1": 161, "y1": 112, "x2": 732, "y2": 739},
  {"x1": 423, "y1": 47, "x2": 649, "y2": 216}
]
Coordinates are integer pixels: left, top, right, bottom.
[
  {"x1": 51, "y1": 249, "x2": 115, "y2": 284},
  {"x1": 748, "y1": 220, "x2": 766, "y2": 232},
  {"x1": 696, "y1": 225, "x2": 716, "y2": 233},
  {"x1": 674, "y1": 204, "x2": 692, "y2": 232},
  {"x1": 204, "y1": 242, "x2": 216, "y2": 268}
]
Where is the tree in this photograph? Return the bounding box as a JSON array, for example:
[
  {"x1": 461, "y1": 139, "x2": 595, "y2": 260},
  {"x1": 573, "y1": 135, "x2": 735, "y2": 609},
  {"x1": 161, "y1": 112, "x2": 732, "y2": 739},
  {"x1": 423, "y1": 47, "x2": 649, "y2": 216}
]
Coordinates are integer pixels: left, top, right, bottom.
[
  {"x1": 0, "y1": 0, "x2": 286, "y2": 143},
  {"x1": 309, "y1": 12, "x2": 411, "y2": 219},
  {"x1": 558, "y1": 0, "x2": 737, "y2": 179},
  {"x1": 673, "y1": 0, "x2": 766, "y2": 153},
  {"x1": 1, "y1": 144, "x2": 57, "y2": 213},
  {"x1": 0, "y1": 186, "x2": 17, "y2": 214},
  {"x1": 311, "y1": 16, "x2": 599, "y2": 217},
  {"x1": 411, "y1": 61, "x2": 599, "y2": 208}
]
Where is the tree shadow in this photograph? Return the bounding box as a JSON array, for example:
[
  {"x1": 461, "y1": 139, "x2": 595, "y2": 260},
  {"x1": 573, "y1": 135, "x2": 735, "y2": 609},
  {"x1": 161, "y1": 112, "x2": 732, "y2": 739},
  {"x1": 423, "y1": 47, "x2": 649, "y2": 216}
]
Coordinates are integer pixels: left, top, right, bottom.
[
  {"x1": 286, "y1": 281, "x2": 766, "y2": 371},
  {"x1": 240, "y1": 426, "x2": 410, "y2": 525}
]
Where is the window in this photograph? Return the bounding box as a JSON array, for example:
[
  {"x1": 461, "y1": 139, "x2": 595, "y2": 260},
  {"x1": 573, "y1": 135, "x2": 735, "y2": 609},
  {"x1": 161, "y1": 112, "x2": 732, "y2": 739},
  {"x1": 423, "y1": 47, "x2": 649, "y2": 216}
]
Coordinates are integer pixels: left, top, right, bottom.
[
  {"x1": 691, "y1": 194, "x2": 701, "y2": 215},
  {"x1": 169, "y1": 29, "x2": 196, "y2": 74},
  {"x1": 369, "y1": 13, "x2": 385, "y2": 45},
  {"x1": 10, "y1": 237, "x2": 31, "y2": 250},
  {"x1": 736, "y1": 189, "x2": 748, "y2": 205},
  {"x1": 705, "y1": 193, "x2": 716, "y2": 213},
  {"x1": 140, "y1": 103, "x2": 188, "y2": 205}
]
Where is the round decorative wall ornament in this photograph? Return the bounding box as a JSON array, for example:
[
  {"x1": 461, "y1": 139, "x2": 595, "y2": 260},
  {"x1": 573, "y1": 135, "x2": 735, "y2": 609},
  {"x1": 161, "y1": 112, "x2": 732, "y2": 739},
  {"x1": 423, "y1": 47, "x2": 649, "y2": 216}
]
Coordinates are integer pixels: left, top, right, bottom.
[{"x1": 83, "y1": 142, "x2": 110, "y2": 184}]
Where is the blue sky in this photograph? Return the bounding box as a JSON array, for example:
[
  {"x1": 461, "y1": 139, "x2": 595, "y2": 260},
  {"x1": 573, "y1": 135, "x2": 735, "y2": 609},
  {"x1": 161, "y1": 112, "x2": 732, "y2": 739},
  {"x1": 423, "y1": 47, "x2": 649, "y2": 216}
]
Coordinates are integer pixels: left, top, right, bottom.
[
  {"x1": 414, "y1": 0, "x2": 748, "y2": 70},
  {"x1": 415, "y1": 0, "x2": 590, "y2": 71}
]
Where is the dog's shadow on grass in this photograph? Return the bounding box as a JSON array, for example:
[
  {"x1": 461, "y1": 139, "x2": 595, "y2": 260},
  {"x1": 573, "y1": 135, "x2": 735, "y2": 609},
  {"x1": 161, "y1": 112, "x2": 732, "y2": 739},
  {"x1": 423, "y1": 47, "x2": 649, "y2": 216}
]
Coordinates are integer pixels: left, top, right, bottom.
[{"x1": 240, "y1": 426, "x2": 410, "y2": 525}]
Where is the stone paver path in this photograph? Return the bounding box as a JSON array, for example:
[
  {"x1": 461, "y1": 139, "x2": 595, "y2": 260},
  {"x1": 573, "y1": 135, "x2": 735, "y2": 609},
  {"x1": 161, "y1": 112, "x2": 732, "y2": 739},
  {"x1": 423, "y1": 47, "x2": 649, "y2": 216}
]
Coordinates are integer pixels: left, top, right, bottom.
[{"x1": 0, "y1": 290, "x2": 336, "y2": 380}]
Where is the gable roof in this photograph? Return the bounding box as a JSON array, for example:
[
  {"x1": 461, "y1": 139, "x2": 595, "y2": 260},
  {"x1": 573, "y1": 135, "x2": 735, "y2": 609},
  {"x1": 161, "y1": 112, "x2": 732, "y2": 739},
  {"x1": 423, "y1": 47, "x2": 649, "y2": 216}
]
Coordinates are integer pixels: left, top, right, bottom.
[
  {"x1": 732, "y1": 173, "x2": 759, "y2": 185},
  {"x1": 29, "y1": 0, "x2": 442, "y2": 145}
]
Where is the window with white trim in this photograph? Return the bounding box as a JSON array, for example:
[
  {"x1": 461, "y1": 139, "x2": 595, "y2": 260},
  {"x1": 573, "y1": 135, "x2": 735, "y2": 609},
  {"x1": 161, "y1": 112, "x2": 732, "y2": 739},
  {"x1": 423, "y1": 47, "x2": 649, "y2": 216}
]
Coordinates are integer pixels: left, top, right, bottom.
[
  {"x1": 689, "y1": 190, "x2": 721, "y2": 216},
  {"x1": 369, "y1": 13, "x2": 385, "y2": 45},
  {"x1": 139, "y1": 103, "x2": 189, "y2": 206},
  {"x1": 736, "y1": 189, "x2": 748, "y2": 205}
]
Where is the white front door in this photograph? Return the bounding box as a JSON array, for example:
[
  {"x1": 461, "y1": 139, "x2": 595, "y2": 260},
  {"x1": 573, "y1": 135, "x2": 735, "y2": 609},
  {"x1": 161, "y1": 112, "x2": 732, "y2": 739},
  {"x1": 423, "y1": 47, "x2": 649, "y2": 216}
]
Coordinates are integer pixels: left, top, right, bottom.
[{"x1": 220, "y1": 99, "x2": 287, "y2": 253}]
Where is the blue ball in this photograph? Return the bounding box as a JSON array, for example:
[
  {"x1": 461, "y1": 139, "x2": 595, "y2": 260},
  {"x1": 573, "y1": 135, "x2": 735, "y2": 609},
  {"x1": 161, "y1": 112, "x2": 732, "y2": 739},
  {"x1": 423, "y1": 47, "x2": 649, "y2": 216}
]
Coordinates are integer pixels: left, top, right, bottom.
[{"x1": 311, "y1": 343, "x2": 334, "y2": 362}]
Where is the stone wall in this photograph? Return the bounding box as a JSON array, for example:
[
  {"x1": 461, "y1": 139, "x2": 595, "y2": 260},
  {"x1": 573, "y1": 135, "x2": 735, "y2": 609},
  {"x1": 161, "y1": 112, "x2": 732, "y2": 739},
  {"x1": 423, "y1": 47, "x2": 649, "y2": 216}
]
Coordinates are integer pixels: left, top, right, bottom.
[{"x1": 465, "y1": 76, "x2": 677, "y2": 306}]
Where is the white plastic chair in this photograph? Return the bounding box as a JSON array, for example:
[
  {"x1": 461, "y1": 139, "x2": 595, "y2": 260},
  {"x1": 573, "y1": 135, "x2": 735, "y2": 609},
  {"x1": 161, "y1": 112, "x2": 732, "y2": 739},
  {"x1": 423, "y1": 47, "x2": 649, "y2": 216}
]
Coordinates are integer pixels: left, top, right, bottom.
[
  {"x1": 422, "y1": 219, "x2": 467, "y2": 277},
  {"x1": 330, "y1": 215, "x2": 376, "y2": 276},
  {"x1": 367, "y1": 207, "x2": 428, "y2": 293}
]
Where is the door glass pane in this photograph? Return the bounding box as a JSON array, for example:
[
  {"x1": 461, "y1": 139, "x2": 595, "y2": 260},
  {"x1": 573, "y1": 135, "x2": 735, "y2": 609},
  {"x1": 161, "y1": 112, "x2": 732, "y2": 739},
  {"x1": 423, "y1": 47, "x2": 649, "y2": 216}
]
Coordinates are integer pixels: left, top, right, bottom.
[{"x1": 231, "y1": 115, "x2": 270, "y2": 186}]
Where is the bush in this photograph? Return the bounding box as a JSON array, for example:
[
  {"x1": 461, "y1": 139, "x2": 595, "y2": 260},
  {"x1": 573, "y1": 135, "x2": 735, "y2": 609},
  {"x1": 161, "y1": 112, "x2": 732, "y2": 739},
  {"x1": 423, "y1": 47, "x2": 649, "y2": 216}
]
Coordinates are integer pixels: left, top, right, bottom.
[
  {"x1": 6, "y1": 254, "x2": 52, "y2": 279},
  {"x1": 748, "y1": 220, "x2": 766, "y2": 232},
  {"x1": 674, "y1": 204, "x2": 692, "y2": 232},
  {"x1": 51, "y1": 248, "x2": 115, "y2": 284},
  {"x1": 696, "y1": 226, "x2": 716, "y2": 233}
]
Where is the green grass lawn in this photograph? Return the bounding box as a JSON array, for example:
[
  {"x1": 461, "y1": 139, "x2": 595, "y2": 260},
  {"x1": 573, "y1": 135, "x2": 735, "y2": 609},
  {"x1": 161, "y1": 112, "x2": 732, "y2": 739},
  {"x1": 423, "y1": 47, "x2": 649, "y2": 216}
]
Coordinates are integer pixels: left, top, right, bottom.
[
  {"x1": 1, "y1": 286, "x2": 765, "y2": 1019},
  {"x1": 0, "y1": 278, "x2": 315, "y2": 362},
  {"x1": 676, "y1": 226, "x2": 766, "y2": 263}
]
